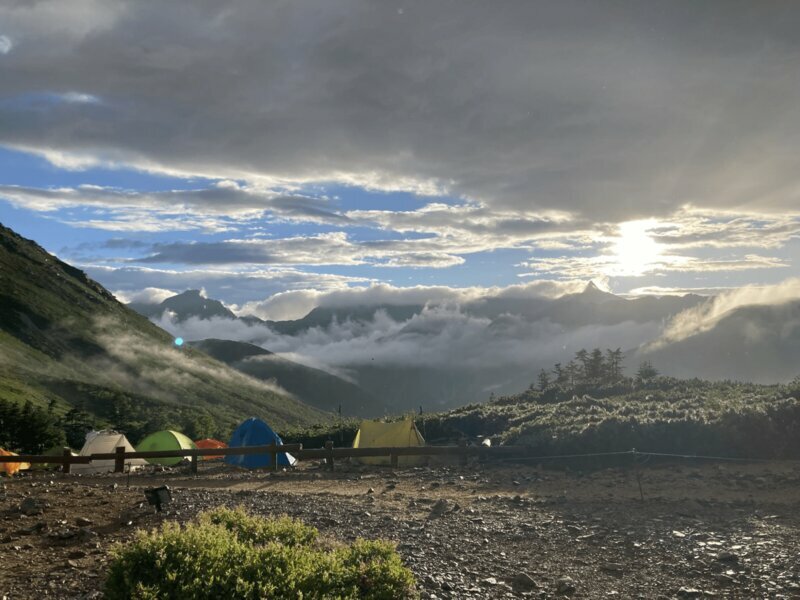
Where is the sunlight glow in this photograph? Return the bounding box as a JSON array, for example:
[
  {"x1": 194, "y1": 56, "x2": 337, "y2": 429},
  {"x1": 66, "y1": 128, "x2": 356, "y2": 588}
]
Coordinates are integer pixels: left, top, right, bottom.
[{"x1": 607, "y1": 219, "x2": 663, "y2": 276}]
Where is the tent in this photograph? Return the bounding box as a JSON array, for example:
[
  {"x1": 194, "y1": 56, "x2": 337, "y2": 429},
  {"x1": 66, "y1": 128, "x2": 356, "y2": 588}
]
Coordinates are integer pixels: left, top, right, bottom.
[
  {"x1": 0, "y1": 448, "x2": 30, "y2": 476},
  {"x1": 72, "y1": 430, "x2": 148, "y2": 474},
  {"x1": 352, "y1": 418, "x2": 426, "y2": 466},
  {"x1": 137, "y1": 430, "x2": 197, "y2": 466},
  {"x1": 31, "y1": 446, "x2": 77, "y2": 470},
  {"x1": 225, "y1": 418, "x2": 296, "y2": 469},
  {"x1": 194, "y1": 438, "x2": 227, "y2": 460}
]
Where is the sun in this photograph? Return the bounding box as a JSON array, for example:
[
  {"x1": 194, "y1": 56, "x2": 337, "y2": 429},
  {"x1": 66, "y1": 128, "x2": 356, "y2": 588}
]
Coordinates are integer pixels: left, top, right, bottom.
[{"x1": 608, "y1": 219, "x2": 663, "y2": 277}]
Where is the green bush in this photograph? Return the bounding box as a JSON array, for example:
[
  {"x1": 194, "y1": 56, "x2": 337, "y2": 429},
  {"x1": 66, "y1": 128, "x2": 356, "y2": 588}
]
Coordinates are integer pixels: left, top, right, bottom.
[
  {"x1": 105, "y1": 507, "x2": 417, "y2": 600},
  {"x1": 199, "y1": 506, "x2": 318, "y2": 547}
]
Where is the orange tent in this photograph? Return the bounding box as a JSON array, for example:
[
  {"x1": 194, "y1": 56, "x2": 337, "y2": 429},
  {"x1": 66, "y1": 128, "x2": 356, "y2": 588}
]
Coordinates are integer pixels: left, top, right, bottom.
[
  {"x1": 194, "y1": 438, "x2": 227, "y2": 460},
  {"x1": 0, "y1": 448, "x2": 30, "y2": 476}
]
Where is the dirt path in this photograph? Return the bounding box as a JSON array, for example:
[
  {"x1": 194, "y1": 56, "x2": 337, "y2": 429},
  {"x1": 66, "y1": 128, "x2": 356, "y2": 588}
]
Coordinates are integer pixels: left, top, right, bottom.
[{"x1": 2, "y1": 460, "x2": 800, "y2": 598}]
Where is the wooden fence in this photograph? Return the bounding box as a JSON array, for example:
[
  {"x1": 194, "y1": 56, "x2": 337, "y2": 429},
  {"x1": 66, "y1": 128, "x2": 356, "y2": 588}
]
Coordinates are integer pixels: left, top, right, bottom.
[{"x1": 0, "y1": 441, "x2": 564, "y2": 473}]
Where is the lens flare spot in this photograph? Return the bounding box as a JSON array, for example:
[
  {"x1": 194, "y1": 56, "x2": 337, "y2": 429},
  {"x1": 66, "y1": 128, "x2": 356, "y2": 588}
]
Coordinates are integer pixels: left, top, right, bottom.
[{"x1": 174, "y1": 337, "x2": 184, "y2": 347}]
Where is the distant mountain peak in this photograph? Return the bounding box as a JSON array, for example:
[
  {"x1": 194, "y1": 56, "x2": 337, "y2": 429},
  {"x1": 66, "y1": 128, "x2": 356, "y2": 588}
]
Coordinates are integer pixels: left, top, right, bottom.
[
  {"x1": 577, "y1": 281, "x2": 617, "y2": 300},
  {"x1": 176, "y1": 289, "x2": 204, "y2": 298},
  {"x1": 158, "y1": 289, "x2": 236, "y2": 321},
  {"x1": 582, "y1": 281, "x2": 603, "y2": 294}
]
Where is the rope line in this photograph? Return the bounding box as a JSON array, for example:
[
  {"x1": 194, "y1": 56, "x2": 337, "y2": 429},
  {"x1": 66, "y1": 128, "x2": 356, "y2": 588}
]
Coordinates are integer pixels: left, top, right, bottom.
[{"x1": 491, "y1": 448, "x2": 778, "y2": 464}]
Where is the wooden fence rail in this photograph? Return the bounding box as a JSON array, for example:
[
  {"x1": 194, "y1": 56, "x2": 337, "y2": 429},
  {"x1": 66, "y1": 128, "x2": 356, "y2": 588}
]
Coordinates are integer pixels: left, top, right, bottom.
[{"x1": 0, "y1": 442, "x2": 541, "y2": 474}]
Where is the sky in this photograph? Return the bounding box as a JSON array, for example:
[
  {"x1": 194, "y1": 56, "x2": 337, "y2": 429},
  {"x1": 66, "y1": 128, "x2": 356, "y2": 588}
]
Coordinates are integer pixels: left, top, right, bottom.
[{"x1": 1, "y1": 0, "x2": 799, "y2": 320}]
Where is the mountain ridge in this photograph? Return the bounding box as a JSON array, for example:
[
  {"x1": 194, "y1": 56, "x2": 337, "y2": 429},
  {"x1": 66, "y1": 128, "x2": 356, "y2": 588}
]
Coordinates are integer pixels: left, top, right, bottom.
[{"x1": 0, "y1": 222, "x2": 327, "y2": 436}]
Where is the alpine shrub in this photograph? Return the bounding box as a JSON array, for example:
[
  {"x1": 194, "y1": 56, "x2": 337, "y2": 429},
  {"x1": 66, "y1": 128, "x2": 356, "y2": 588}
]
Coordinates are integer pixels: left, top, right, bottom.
[{"x1": 104, "y1": 507, "x2": 417, "y2": 600}]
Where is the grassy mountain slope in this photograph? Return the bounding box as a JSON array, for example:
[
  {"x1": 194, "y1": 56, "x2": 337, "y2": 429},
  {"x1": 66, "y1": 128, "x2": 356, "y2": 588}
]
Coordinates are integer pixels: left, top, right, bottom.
[
  {"x1": 0, "y1": 223, "x2": 327, "y2": 433},
  {"x1": 418, "y1": 378, "x2": 800, "y2": 458},
  {"x1": 638, "y1": 300, "x2": 800, "y2": 383},
  {"x1": 189, "y1": 339, "x2": 386, "y2": 417}
]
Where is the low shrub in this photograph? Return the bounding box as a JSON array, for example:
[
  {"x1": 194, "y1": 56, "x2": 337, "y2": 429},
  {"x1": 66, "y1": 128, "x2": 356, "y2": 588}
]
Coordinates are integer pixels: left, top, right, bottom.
[{"x1": 104, "y1": 507, "x2": 417, "y2": 600}]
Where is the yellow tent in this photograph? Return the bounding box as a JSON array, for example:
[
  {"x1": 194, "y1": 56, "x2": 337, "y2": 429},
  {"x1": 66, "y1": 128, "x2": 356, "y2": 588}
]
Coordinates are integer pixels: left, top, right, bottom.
[
  {"x1": 352, "y1": 418, "x2": 425, "y2": 466},
  {"x1": 0, "y1": 448, "x2": 30, "y2": 476}
]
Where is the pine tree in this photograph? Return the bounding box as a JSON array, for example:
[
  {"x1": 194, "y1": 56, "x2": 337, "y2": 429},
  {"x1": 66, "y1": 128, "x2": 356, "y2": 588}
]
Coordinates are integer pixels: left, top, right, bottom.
[
  {"x1": 605, "y1": 348, "x2": 624, "y2": 383},
  {"x1": 553, "y1": 362, "x2": 568, "y2": 386},
  {"x1": 636, "y1": 360, "x2": 659, "y2": 382},
  {"x1": 564, "y1": 360, "x2": 580, "y2": 388},
  {"x1": 537, "y1": 369, "x2": 551, "y2": 391},
  {"x1": 574, "y1": 349, "x2": 589, "y2": 384},
  {"x1": 586, "y1": 348, "x2": 605, "y2": 384}
]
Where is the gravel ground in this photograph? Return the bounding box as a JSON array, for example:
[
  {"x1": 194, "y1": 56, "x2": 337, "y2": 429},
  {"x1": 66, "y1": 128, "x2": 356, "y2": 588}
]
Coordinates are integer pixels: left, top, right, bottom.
[{"x1": 1, "y1": 459, "x2": 800, "y2": 599}]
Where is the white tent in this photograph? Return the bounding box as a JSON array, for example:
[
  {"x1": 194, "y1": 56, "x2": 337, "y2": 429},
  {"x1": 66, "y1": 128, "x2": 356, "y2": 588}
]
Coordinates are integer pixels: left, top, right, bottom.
[{"x1": 72, "y1": 430, "x2": 149, "y2": 474}]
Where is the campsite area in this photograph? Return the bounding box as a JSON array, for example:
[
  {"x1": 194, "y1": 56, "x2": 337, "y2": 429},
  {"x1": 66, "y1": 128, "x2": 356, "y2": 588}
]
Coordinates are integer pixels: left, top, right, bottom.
[{"x1": 2, "y1": 459, "x2": 800, "y2": 599}]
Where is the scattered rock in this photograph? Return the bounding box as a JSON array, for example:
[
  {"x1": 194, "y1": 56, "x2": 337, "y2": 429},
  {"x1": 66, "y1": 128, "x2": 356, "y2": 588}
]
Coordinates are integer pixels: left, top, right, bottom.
[
  {"x1": 600, "y1": 562, "x2": 624, "y2": 574},
  {"x1": 715, "y1": 551, "x2": 738, "y2": 563},
  {"x1": 510, "y1": 571, "x2": 538, "y2": 592},
  {"x1": 556, "y1": 576, "x2": 576, "y2": 595},
  {"x1": 427, "y1": 499, "x2": 452, "y2": 519},
  {"x1": 19, "y1": 497, "x2": 43, "y2": 516}
]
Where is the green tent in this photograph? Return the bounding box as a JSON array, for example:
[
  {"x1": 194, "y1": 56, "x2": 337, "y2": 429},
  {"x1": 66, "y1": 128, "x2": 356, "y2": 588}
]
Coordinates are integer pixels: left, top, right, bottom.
[
  {"x1": 32, "y1": 446, "x2": 77, "y2": 470},
  {"x1": 136, "y1": 430, "x2": 197, "y2": 466}
]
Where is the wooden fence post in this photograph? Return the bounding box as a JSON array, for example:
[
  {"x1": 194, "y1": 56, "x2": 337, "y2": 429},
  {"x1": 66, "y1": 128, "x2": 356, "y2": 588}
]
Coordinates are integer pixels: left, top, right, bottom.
[
  {"x1": 325, "y1": 441, "x2": 334, "y2": 471},
  {"x1": 191, "y1": 453, "x2": 198, "y2": 474},
  {"x1": 114, "y1": 446, "x2": 126, "y2": 473},
  {"x1": 62, "y1": 447, "x2": 72, "y2": 474},
  {"x1": 270, "y1": 441, "x2": 279, "y2": 472}
]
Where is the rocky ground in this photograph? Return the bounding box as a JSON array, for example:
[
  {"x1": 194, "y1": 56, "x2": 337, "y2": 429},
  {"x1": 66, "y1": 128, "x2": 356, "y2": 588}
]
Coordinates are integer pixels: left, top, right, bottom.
[{"x1": 1, "y1": 458, "x2": 800, "y2": 599}]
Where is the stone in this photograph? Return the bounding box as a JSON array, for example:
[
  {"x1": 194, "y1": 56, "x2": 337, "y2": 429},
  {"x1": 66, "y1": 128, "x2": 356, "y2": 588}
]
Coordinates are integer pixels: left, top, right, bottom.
[
  {"x1": 556, "y1": 576, "x2": 576, "y2": 595},
  {"x1": 715, "y1": 551, "x2": 738, "y2": 563},
  {"x1": 676, "y1": 587, "x2": 704, "y2": 598},
  {"x1": 510, "y1": 571, "x2": 538, "y2": 592},
  {"x1": 428, "y1": 499, "x2": 451, "y2": 519},
  {"x1": 75, "y1": 517, "x2": 93, "y2": 527},
  {"x1": 600, "y1": 563, "x2": 625, "y2": 574},
  {"x1": 19, "y1": 498, "x2": 43, "y2": 516}
]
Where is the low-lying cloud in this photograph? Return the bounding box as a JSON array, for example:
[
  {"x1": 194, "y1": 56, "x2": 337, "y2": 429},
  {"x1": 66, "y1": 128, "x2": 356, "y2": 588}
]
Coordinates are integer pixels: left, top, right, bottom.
[
  {"x1": 154, "y1": 299, "x2": 660, "y2": 381},
  {"x1": 237, "y1": 279, "x2": 589, "y2": 321},
  {"x1": 651, "y1": 277, "x2": 800, "y2": 348}
]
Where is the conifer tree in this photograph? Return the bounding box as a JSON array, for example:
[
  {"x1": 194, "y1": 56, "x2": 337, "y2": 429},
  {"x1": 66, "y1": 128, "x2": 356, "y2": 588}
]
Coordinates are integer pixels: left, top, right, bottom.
[{"x1": 537, "y1": 369, "x2": 551, "y2": 391}]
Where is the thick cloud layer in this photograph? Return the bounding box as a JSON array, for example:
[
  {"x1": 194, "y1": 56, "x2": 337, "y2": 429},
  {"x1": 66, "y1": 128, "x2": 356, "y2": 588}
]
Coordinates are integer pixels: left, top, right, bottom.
[
  {"x1": 155, "y1": 304, "x2": 660, "y2": 377},
  {"x1": 4, "y1": 1, "x2": 800, "y2": 220}
]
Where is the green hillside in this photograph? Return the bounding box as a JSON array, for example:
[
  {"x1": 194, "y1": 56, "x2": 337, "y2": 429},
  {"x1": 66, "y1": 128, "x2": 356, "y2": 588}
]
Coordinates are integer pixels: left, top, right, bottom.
[
  {"x1": 0, "y1": 223, "x2": 328, "y2": 442},
  {"x1": 189, "y1": 339, "x2": 386, "y2": 417},
  {"x1": 419, "y1": 378, "x2": 800, "y2": 459}
]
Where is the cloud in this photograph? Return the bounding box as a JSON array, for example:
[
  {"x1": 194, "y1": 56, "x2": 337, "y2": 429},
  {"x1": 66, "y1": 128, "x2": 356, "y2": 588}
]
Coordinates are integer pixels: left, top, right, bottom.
[
  {"x1": 0, "y1": 35, "x2": 11, "y2": 55},
  {"x1": 113, "y1": 286, "x2": 177, "y2": 304},
  {"x1": 132, "y1": 233, "x2": 478, "y2": 268},
  {"x1": 87, "y1": 315, "x2": 290, "y2": 398},
  {"x1": 651, "y1": 277, "x2": 800, "y2": 347},
  {"x1": 156, "y1": 303, "x2": 661, "y2": 376},
  {"x1": 83, "y1": 264, "x2": 372, "y2": 306},
  {"x1": 0, "y1": 183, "x2": 348, "y2": 232},
  {"x1": 520, "y1": 251, "x2": 789, "y2": 280},
  {"x1": 237, "y1": 279, "x2": 589, "y2": 321},
  {"x1": 4, "y1": 1, "x2": 800, "y2": 221},
  {"x1": 624, "y1": 285, "x2": 729, "y2": 297},
  {"x1": 651, "y1": 211, "x2": 800, "y2": 250}
]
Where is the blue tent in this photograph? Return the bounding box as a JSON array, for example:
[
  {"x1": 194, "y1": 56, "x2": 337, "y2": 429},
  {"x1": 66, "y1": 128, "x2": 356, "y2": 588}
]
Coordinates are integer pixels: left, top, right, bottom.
[{"x1": 225, "y1": 417, "x2": 297, "y2": 469}]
